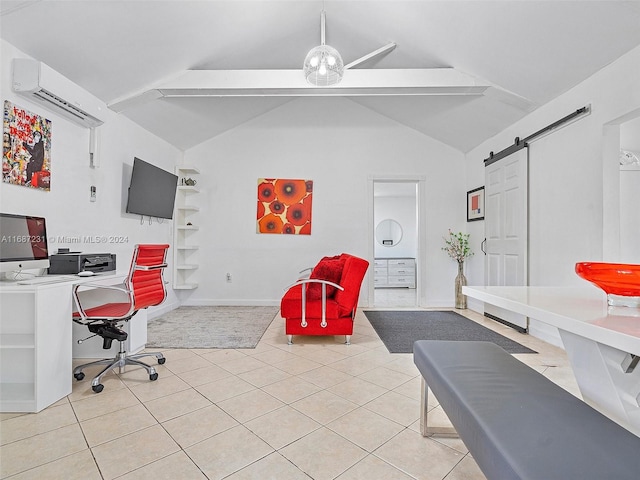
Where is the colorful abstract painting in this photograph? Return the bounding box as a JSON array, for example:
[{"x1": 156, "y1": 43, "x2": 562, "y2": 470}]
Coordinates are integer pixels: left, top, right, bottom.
[
  {"x1": 2, "y1": 101, "x2": 52, "y2": 191},
  {"x1": 257, "y1": 178, "x2": 313, "y2": 234}
]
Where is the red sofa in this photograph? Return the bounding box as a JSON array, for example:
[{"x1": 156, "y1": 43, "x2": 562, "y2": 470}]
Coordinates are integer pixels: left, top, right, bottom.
[{"x1": 280, "y1": 253, "x2": 369, "y2": 345}]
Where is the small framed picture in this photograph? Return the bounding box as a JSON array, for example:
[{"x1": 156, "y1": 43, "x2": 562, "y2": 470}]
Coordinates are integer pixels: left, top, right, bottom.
[{"x1": 467, "y1": 186, "x2": 485, "y2": 222}]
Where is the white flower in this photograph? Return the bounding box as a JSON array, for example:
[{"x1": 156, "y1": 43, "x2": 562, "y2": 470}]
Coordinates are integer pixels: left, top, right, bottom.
[{"x1": 442, "y1": 230, "x2": 474, "y2": 263}]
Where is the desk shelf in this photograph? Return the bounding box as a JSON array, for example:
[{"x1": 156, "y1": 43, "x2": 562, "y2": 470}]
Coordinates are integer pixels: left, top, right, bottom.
[
  {"x1": 0, "y1": 285, "x2": 72, "y2": 412},
  {"x1": 0, "y1": 334, "x2": 35, "y2": 348},
  {"x1": 0, "y1": 383, "x2": 36, "y2": 411}
]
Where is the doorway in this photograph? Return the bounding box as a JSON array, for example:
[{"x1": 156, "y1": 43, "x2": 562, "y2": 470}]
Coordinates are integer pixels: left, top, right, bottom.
[
  {"x1": 603, "y1": 108, "x2": 640, "y2": 262},
  {"x1": 372, "y1": 180, "x2": 419, "y2": 308}
]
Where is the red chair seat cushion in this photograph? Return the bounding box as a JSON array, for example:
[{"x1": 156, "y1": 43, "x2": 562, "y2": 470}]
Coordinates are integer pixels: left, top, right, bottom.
[
  {"x1": 306, "y1": 255, "x2": 345, "y2": 300},
  {"x1": 73, "y1": 302, "x2": 133, "y2": 319}
]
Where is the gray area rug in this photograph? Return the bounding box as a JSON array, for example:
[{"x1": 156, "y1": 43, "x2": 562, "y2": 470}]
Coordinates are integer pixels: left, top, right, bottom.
[
  {"x1": 147, "y1": 306, "x2": 280, "y2": 349},
  {"x1": 364, "y1": 310, "x2": 536, "y2": 354}
]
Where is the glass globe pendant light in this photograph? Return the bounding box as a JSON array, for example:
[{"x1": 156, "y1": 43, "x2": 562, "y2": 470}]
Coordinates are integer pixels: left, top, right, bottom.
[{"x1": 303, "y1": 10, "x2": 344, "y2": 86}]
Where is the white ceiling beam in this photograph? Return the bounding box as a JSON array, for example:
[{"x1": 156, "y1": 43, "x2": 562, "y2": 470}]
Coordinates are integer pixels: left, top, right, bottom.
[
  {"x1": 108, "y1": 68, "x2": 489, "y2": 111},
  {"x1": 108, "y1": 89, "x2": 163, "y2": 113},
  {"x1": 344, "y1": 43, "x2": 397, "y2": 70},
  {"x1": 156, "y1": 68, "x2": 488, "y2": 97}
]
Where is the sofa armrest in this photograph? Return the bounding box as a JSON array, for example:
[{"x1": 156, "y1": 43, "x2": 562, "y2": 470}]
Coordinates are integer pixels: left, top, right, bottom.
[
  {"x1": 297, "y1": 267, "x2": 313, "y2": 280},
  {"x1": 284, "y1": 279, "x2": 344, "y2": 327},
  {"x1": 285, "y1": 278, "x2": 344, "y2": 292}
]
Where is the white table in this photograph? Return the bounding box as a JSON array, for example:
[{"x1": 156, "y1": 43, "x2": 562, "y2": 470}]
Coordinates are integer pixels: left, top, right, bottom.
[
  {"x1": 463, "y1": 285, "x2": 640, "y2": 436},
  {"x1": 0, "y1": 271, "x2": 146, "y2": 412}
]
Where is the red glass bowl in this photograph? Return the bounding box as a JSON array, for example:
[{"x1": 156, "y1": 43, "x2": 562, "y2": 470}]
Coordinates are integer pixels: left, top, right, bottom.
[{"x1": 575, "y1": 262, "x2": 640, "y2": 302}]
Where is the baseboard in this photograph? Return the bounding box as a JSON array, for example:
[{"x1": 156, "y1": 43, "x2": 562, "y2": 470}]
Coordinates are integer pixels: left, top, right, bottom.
[
  {"x1": 466, "y1": 298, "x2": 484, "y2": 314},
  {"x1": 177, "y1": 299, "x2": 281, "y2": 307}
]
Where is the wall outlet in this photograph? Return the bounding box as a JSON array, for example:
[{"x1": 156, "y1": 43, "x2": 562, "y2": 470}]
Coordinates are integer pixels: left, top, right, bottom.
[{"x1": 226, "y1": 273, "x2": 232, "y2": 283}]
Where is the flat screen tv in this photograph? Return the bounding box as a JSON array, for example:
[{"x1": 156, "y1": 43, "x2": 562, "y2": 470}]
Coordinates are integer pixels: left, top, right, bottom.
[
  {"x1": 0, "y1": 213, "x2": 50, "y2": 273},
  {"x1": 126, "y1": 157, "x2": 178, "y2": 219}
]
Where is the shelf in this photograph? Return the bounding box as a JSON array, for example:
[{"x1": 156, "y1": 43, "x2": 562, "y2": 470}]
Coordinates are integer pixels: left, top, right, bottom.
[
  {"x1": 176, "y1": 166, "x2": 200, "y2": 174},
  {"x1": 174, "y1": 166, "x2": 200, "y2": 291},
  {"x1": 0, "y1": 383, "x2": 35, "y2": 412},
  {"x1": 177, "y1": 186, "x2": 199, "y2": 193}
]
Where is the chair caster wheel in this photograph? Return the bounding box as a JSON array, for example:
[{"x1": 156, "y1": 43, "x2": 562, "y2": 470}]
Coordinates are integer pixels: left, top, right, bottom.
[
  {"x1": 74, "y1": 372, "x2": 85, "y2": 381},
  {"x1": 92, "y1": 384, "x2": 104, "y2": 393},
  {"x1": 158, "y1": 358, "x2": 166, "y2": 365},
  {"x1": 150, "y1": 373, "x2": 158, "y2": 381}
]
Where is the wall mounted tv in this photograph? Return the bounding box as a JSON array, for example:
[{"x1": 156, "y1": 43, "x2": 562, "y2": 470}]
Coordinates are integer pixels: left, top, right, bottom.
[{"x1": 126, "y1": 157, "x2": 178, "y2": 220}]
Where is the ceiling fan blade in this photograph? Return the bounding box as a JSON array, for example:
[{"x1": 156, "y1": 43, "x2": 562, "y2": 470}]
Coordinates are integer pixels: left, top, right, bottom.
[{"x1": 344, "y1": 43, "x2": 397, "y2": 70}]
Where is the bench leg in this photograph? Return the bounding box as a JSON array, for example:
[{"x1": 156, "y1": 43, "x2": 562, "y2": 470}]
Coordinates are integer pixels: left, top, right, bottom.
[{"x1": 420, "y1": 377, "x2": 458, "y2": 438}]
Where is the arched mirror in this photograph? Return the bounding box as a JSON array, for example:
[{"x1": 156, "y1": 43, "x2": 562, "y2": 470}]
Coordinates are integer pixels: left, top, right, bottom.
[{"x1": 376, "y1": 219, "x2": 403, "y2": 247}]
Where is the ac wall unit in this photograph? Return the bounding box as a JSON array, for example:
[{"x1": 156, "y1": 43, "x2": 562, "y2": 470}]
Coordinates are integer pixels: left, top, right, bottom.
[{"x1": 12, "y1": 59, "x2": 107, "y2": 128}]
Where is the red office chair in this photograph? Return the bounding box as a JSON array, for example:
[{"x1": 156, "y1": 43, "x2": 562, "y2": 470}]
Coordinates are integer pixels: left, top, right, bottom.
[{"x1": 72, "y1": 244, "x2": 169, "y2": 393}]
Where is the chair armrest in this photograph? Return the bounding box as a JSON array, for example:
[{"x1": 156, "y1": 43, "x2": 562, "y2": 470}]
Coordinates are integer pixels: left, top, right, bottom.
[
  {"x1": 135, "y1": 263, "x2": 168, "y2": 271},
  {"x1": 72, "y1": 283, "x2": 132, "y2": 321}
]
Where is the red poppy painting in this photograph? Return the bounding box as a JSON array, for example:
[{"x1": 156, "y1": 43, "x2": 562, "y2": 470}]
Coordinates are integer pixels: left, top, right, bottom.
[{"x1": 257, "y1": 178, "x2": 313, "y2": 234}]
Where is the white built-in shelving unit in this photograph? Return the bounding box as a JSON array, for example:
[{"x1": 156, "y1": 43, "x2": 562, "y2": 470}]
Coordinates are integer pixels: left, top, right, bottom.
[{"x1": 173, "y1": 166, "x2": 200, "y2": 290}]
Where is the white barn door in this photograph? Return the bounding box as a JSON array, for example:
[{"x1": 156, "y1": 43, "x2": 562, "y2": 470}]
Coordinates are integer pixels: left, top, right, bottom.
[{"x1": 484, "y1": 145, "x2": 529, "y2": 331}]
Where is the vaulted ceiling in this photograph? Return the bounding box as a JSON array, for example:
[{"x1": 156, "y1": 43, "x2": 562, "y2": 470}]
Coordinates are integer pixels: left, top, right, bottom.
[{"x1": 2, "y1": 1, "x2": 640, "y2": 153}]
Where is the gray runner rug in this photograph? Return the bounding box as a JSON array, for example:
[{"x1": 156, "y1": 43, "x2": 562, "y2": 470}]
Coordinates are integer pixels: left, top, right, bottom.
[
  {"x1": 146, "y1": 306, "x2": 280, "y2": 349},
  {"x1": 364, "y1": 310, "x2": 536, "y2": 354}
]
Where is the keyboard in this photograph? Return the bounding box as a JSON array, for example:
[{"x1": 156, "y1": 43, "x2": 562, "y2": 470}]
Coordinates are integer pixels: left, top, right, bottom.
[{"x1": 16, "y1": 276, "x2": 74, "y2": 285}]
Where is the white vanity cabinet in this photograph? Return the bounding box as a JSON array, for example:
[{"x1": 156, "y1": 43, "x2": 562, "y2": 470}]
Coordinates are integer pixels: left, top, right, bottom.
[{"x1": 374, "y1": 258, "x2": 416, "y2": 288}]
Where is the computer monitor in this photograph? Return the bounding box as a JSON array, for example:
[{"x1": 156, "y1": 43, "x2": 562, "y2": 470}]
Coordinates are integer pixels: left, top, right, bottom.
[{"x1": 0, "y1": 213, "x2": 50, "y2": 275}]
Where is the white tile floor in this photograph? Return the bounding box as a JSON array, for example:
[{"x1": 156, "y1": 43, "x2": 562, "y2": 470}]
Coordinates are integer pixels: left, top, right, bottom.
[{"x1": 0, "y1": 308, "x2": 577, "y2": 480}]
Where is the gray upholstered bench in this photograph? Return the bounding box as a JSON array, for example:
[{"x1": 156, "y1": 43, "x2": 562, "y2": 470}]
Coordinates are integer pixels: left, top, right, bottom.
[{"x1": 413, "y1": 340, "x2": 640, "y2": 480}]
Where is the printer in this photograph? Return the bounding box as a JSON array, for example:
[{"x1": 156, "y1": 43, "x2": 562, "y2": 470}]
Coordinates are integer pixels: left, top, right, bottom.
[{"x1": 48, "y1": 253, "x2": 116, "y2": 274}]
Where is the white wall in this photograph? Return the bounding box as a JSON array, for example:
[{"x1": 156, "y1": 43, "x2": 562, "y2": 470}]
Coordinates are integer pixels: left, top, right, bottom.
[
  {"x1": 182, "y1": 97, "x2": 465, "y2": 307},
  {"x1": 464, "y1": 44, "x2": 640, "y2": 344},
  {"x1": 0, "y1": 39, "x2": 183, "y2": 316}
]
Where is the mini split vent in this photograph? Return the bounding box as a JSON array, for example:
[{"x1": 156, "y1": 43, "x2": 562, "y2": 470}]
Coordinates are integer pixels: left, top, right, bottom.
[{"x1": 12, "y1": 59, "x2": 107, "y2": 128}]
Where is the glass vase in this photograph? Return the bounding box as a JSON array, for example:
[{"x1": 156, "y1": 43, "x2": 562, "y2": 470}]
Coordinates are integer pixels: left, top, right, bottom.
[{"x1": 455, "y1": 261, "x2": 467, "y2": 309}]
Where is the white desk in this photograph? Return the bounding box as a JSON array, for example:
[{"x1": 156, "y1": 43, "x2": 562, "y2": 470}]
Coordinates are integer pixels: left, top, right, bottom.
[
  {"x1": 463, "y1": 285, "x2": 640, "y2": 436},
  {"x1": 0, "y1": 271, "x2": 146, "y2": 413}
]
